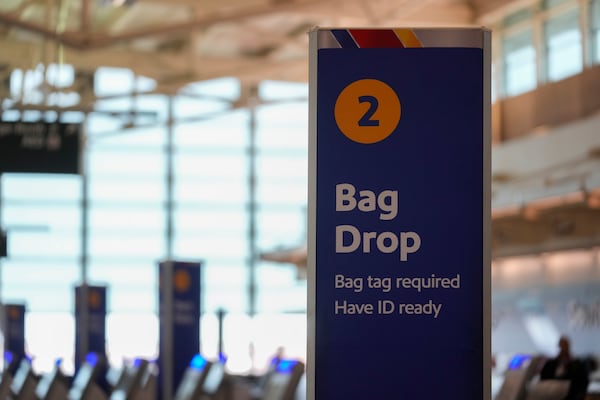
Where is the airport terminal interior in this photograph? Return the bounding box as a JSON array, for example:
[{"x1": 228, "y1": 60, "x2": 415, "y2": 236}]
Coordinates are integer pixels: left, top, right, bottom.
[{"x1": 0, "y1": 0, "x2": 600, "y2": 398}]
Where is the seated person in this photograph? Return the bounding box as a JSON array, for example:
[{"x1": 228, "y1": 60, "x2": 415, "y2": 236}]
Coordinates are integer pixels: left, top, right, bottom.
[{"x1": 540, "y1": 336, "x2": 589, "y2": 400}]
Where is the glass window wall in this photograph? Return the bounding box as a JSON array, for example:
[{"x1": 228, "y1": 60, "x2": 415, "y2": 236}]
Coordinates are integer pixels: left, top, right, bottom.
[
  {"x1": 0, "y1": 68, "x2": 309, "y2": 374},
  {"x1": 503, "y1": 28, "x2": 537, "y2": 96},
  {"x1": 592, "y1": 0, "x2": 600, "y2": 63},
  {"x1": 544, "y1": 7, "x2": 583, "y2": 81}
]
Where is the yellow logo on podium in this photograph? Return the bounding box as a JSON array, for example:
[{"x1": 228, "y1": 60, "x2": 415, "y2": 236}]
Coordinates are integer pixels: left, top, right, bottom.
[
  {"x1": 335, "y1": 79, "x2": 401, "y2": 144},
  {"x1": 174, "y1": 269, "x2": 191, "y2": 293}
]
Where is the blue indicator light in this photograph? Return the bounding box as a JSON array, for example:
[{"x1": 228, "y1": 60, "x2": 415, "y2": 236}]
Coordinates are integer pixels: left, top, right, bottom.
[
  {"x1": 190, "y1": 354, "x2": 207, "y2": 371},
  {"x1": 218, "y1": 353, "x2": 228, "y2": 364},
  {"x1": 4, "y1": 351, "x2": 13, "y2": 364},
  {"x1": 55, "y1": 358, "x2": 63, "y2": 367},
  {"x1": 508, "y1": 354, "x2": 530, "y2": 370},
  {"x1": 276, "y1": 359, "x2": 297, "y2": 374},
  {"x1": 133, "y1": 358, "x2": 143, "y2": 368},
  {"x1": 85, "y1": 352, "x2": 98, "y2": 366}
]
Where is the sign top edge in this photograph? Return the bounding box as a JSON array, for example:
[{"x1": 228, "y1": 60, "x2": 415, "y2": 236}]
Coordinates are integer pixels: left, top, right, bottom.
[{"x1": 310, "y1": 27, "x2": 490, "y2": 49}]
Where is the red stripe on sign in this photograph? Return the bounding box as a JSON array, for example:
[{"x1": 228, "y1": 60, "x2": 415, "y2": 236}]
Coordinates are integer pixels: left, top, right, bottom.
[{"x1": 348, "y1": 29, "x2": 405, "y2": 48}]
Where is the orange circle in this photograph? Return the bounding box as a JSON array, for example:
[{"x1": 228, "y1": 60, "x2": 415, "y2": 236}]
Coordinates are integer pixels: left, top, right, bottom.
[
  {"x1": 8, "y1": 306, "x2": 20, "y2": 320},
  {"x1": 174, "y1": 269, "x2": 191, "y2": 293},
  {"x1": 334, "y1": 79, "x2": 401, "y2": 144},
  {"x1": 88, "y1": 291, "x2": 102, "y2": 309}
]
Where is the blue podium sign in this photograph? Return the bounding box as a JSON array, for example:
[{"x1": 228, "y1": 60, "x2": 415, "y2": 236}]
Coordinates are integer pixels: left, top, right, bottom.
[
  {"x1": 158, "y1": 260, "x2": 201, "y2": 400},
  {"x1": 1, "y1": 303, "x2": 26, "y2": 363},
  {"x1": 308, "y1": 28, "x2": 491, "y2": 399},
  {"x1": 74, "y1": 285, "x2": 107, "y2": 370}
]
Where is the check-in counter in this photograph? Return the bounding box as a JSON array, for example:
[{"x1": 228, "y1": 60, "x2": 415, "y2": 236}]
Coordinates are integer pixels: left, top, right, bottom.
[
  {"x1": 11, "y1": 357, "x2": 39, "y2": 400},
  {"x1": 35, "y1": 360, "x2": 71, "y2": 400},
  {"x1": 68, "y1": 353, "x2": 108, "y2": 400},
  {"x1": 109, "y1": 358, "x2": 154, "y2": 400}
]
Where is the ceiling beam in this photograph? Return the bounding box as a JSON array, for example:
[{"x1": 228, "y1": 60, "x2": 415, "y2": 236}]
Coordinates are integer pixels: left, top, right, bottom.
[
  {"x1": 0, "y1": 38, "x2": 40, "y2": 68},
  {"x1": 0, "y1": 0, "x2": 477, "y2": 51},
  {"x1": 0, "y1": 0, "x2": 324, "y2": 50}
]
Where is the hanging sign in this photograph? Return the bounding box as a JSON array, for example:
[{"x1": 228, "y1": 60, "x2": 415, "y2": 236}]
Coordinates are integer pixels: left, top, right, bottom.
[{"x1": 0, "y1": 121, "x2": 81, "y2": 174}]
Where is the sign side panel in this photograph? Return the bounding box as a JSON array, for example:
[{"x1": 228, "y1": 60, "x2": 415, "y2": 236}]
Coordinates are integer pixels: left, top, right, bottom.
[{"x1": 307, "y1": 28, "x2": 319, "y2": 400}]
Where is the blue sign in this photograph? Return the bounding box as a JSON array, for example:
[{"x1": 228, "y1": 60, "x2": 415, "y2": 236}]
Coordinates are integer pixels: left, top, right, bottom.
[
  {"x1": 158, "y1": 260, "x2": 201, "y2": 399},
  {"x1": 75, "y1": 285, "x2": 107, "y2": 372},
  {"x1": 308, "y1": 28, "x2": 491, "y2": 399},
  {"x1": 1, "y1": 303, "x2": 26, "y2": 364}
]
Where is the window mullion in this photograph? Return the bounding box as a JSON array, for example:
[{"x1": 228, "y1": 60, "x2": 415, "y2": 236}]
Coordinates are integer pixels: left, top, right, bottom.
[
  {"x1": 534, "y1": 9, "x2": 547, "y2": 84},
  {"x1": 580, "y1": 0, "x2": 591, "y2": 66}
]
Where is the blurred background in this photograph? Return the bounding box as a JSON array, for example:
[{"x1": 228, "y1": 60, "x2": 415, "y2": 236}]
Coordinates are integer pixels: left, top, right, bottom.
[{"x1": 0, "y1": 0, "x2": 599, "y2": 397}]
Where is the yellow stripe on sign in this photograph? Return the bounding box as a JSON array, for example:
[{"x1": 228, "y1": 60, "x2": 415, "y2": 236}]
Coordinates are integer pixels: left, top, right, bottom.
[{"x1": 394, "y1": 29, "x2": 423, "y2": 48}]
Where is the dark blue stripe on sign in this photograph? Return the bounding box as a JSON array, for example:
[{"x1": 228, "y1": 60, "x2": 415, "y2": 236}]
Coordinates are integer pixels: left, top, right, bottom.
[{"x1": 331, "y1": 29, "x2": 358, "y2": 48}]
